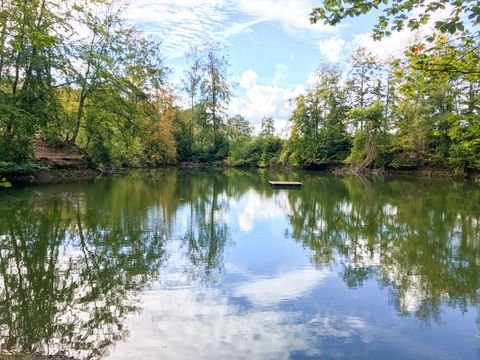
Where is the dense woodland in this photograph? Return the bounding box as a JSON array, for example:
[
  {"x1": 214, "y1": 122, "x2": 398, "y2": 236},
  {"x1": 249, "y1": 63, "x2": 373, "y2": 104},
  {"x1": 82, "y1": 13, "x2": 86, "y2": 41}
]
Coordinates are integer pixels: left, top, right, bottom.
[{"x1": 0, "y1": 0, "x2": 479, "y2": 176}]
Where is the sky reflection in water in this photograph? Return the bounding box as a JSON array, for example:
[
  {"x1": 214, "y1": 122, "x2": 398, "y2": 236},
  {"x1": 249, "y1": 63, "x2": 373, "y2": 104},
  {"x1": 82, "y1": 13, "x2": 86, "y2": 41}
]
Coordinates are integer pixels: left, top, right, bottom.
[{"x1": 0, "y1": 169, "x2": 479, "y2": 359}]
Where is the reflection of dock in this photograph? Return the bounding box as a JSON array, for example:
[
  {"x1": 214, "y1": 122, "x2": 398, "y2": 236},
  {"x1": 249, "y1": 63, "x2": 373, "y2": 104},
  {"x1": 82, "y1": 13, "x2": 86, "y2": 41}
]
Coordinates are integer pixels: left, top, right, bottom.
[{"x1": 269, "y1": 181, "x2": 303, "y2": 188}]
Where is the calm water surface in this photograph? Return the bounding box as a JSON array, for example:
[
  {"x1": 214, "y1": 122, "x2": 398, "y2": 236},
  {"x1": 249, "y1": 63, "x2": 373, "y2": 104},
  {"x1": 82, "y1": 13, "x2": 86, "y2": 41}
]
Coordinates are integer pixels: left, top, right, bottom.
[{"x1": 0, "y1": 169, "x2": 479, "y2": 359}]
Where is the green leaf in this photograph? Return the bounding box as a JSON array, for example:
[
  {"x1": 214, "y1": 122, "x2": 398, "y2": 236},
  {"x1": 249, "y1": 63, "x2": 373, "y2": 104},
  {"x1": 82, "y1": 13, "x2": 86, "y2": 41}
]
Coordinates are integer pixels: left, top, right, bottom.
[{"x1": 0, "y1": 178, "x2": 12, "y2": 188}]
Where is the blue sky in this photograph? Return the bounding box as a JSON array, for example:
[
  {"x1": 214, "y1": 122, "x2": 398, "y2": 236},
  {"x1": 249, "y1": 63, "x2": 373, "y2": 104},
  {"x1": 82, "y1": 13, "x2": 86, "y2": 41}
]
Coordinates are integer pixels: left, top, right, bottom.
[{"x1": 125, "y1": 0, "x2": 446, "y2": 134}]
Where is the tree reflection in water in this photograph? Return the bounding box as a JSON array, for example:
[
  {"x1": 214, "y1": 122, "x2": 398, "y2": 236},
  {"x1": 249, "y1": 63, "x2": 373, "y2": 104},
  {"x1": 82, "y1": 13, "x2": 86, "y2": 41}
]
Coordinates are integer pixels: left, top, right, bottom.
[
  {"x1": 286, "y1": 174, "x2": 480, "y2": 321},
  {"x1": 0, "y1": 170, "x2": 478, "y2": 358},
  {"x1": 0, "y1": 173, "x2": 171, "y2": 358}
]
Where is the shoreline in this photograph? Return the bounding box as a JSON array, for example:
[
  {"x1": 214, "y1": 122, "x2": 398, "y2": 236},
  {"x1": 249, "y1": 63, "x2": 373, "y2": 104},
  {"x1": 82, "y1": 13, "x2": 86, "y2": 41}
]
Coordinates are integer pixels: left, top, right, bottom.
[
  {"x1": 3, "y1": 168, "x2": 102, "y2": 184},
  {"x1": 0, "y1": 353, "x2": 77, "y2": 360},
  {"x1": 1, "y1": 164, "x2": 479, "y2": 185}
]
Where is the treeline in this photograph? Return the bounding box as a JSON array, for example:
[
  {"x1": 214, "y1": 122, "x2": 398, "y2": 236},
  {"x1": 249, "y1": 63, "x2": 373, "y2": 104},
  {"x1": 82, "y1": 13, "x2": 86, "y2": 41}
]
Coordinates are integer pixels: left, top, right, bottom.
[
  {"x1": 0, "y1": 0, "x2": 175, "y2": 169},
  {"x1": 0, "y1": 0, "x2": 479, "y2": 175},
  {"x1": 283, "y1": 40, "x2": 480, "y2": 175}
]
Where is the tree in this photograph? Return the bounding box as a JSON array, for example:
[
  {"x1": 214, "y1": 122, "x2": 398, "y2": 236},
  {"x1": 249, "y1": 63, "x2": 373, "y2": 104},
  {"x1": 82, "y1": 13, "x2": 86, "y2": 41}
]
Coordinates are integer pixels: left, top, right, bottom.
[
  {"x1": 141, "y1": 87, "x2": 178, "y2": 166},
  {"x1": 68, "y1": 1, "x2": 126, "y2": 145},
  {"x1": 226, "y1": 114, "x2": 253, "y2": 140},
  {"x1": 0, "y1": 0, "x2": 72, "y2": 162},
  {"x1": 282, "y1": 66, "x2": 350, "y2": 166},
  {"x1": 199, "y1": 42, "x2": 232, "y2": 152},
  {"x1": 260, "y1": 116, "x2": 275, "y2": 137},
  {"x1": 345, "y1": 101, "x2": 386, "y2": 171},
  {"x1": 182, "y1": 46, "x2": 203, "y2": 156},
  {"x1": 310, "y1": 0, "x2": 480, "y2": 78},
  {"x1": 347, "y1": 48, "x2": 383, "y2": 112}
]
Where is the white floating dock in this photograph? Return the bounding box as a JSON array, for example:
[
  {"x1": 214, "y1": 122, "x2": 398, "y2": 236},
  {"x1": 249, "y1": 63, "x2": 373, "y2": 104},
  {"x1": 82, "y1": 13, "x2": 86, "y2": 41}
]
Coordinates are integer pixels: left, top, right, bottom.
[{"x1": 269, "y1": 181, "x2": 303, "y2": 187}]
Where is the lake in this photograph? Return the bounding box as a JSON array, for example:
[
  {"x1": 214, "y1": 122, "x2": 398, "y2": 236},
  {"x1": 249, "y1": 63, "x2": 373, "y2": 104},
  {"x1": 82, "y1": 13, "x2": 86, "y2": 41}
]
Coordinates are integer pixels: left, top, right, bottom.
[{"x1": 0, "y1": 169, "x2": 479, "y2": 359}]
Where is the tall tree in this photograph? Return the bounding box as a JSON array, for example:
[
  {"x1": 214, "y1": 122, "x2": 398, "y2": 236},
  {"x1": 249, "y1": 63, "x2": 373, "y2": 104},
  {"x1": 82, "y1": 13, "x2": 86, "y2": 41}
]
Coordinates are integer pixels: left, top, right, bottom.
[
  {"x1": 226, "y1": 114, "x2": 252, "y2": 140},
  {"x1": 260, "y1": 116, "x2": 275, "y2": 137},
  {"x1": 68, "y1": 1, "x2": 126, "y2": 144},
  {"x1": 0, "y1": 0, "x2": 73, "y2": 161},
  {"x1": 199, "y1": 42, "x2": 232, "y2": 152},
  {"x1": 348, "y1": 47, "x2": 383, "y2": 111},
  {"x1": 282, "y1": 65, "x2": 350, "y2": 166},
  {"x1": 182, "y1": 46, "x2": 203, "y2": 156}
]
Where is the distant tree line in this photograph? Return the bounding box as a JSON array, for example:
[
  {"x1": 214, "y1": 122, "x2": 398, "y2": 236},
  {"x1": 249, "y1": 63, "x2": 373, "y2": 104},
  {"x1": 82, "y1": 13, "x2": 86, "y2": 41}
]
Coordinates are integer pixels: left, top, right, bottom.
[{"x1": 0, "y1": 0, "x2": 479, "y2": 175}]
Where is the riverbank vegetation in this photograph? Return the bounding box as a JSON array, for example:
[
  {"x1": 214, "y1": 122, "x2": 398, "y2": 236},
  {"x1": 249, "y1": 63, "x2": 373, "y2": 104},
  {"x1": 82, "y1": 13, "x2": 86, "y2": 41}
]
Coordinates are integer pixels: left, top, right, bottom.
[{"x1": 0, "y1": 0, "x2": 478, "y2": 177}]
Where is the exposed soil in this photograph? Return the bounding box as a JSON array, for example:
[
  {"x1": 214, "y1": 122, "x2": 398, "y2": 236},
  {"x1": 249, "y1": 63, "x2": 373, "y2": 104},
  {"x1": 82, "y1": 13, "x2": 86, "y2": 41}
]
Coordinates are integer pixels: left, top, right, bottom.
[
  {"x1": 3, "y1": 139, "x2": 101, "y2": 184},
  {"x1": 33, "y1": 139, "x2": 89, "y2": 170}
]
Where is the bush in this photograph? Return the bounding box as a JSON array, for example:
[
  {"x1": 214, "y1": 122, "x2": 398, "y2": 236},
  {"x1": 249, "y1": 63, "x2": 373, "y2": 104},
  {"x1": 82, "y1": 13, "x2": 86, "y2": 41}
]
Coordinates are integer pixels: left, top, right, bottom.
[{"x1": 0, "y1": 161, "x2": 47, "y2": 174}]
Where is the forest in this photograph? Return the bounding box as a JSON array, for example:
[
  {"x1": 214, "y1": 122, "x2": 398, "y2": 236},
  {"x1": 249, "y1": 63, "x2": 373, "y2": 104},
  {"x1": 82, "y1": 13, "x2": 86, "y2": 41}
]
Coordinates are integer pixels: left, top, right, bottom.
[{"x1": 0, "y1": 0, "x2": 479, "y2": 176}]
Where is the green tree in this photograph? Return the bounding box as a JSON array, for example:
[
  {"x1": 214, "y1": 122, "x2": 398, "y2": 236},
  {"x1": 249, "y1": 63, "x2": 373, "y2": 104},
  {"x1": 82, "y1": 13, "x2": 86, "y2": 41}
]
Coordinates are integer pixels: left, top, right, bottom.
[
  {"x1": 347, "y1": 48, "x2": 384, "y2": 113},
  {"x1": 226, "y1": 114, "x2": 253, "y2": 140},
  {"x1": 282, "y1": 66, "x2": 350, "y2": 167},
  {"x1": 260, "y1": 116, "x2": 275, "y2": 137},
  {"x1": 182, "y1": 46, "x2": 203, "y2": 157},
  {"x1": 68, "y1": 1, "x2": 126, "y2": 145},
  {"x1": 199, "y1": 42, "x2": 232, "y2": 154},
  {"x1": 345, "y1": 101, "x2": 388, "y2": 171},
  {"x1": 0, "y1": 0, "x2": 72, "y2": 162}
]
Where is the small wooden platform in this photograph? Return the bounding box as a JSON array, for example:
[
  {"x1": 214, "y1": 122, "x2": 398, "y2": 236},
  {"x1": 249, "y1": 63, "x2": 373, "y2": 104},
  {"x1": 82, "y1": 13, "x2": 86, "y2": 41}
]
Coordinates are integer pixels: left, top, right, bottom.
[{"x1": 269, "y1": 181, "x2": 303, "y2": 188}]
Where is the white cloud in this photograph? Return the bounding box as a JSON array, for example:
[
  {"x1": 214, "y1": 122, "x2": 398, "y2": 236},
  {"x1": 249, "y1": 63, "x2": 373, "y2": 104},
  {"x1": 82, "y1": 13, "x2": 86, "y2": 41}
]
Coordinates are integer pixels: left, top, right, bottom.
[
  {"x1": 352, "y1": 30, "x2": 418, "y2": 62},
  {"x1": 234, "y1": 269, "x2": 331, "y2": 306},
  {"x1": 237, "y1": 190, "x2": 290, "y2": 232},
  {"x1": 240, "y1": 69, "x2": 258, "y2": 88},
  {"x1": 350, "y1": 4, "x2": 455, "y2": 62},
  {"x1": 126, "y1": 0, "x2": 335, "y2": 58},
  {"x1": 126, "y1": 0, "x2": 231, "y2": 57},
  {"x1": 229, "y1": 69, "x2": 304, "y2": 135},
  {"x1": 235, "y1": 0, "x2": 334, "y2": 33},
  {"x1": 319, "y1": 37, "x2": 346, "y2": 63}
]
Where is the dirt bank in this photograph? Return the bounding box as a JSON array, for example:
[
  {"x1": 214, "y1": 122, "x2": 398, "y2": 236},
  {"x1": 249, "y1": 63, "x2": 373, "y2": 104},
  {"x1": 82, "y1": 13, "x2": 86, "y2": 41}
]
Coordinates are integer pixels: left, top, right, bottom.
[{"x1": 1, "y1": 139, "x2": 101, "y2": 184}]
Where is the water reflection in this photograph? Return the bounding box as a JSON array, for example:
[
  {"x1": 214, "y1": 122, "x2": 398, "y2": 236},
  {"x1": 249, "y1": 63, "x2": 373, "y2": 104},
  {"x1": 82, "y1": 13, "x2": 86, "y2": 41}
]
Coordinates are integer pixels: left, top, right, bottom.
[
  {"x1": 0, "y1": 170, "x2": 478, "y2": 358},
  {"x1": 0, "y1": 175, "x2": 169, "y2": 358},
  {"x1": 176, "y1": 172, "x2": 229, "y2": 283},
  {"x1": 287, "y1": 175, "x2": 480, "y2": 319}
]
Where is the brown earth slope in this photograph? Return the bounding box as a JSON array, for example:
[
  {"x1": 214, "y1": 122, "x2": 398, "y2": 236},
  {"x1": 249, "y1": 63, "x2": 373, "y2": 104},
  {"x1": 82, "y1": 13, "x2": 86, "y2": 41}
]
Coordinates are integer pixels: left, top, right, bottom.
[
  {"x1": 4, "y1": 139, "x2": 101, "y2": 183},
  {"x1": 33, "y1": 139, "x2": 89, "y2": 170}
]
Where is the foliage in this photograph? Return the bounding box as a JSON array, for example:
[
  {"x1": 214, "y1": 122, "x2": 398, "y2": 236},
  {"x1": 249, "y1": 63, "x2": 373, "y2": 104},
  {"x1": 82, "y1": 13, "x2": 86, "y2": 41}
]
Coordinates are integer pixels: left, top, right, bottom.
[
  {"x1": 0, "y1": 177, "x2": 11, "y2": 187},
  {"x1": 344, "y1": 102, "x2": 386, "y2": 170},
  {"x1": 227, "y1": 135, "x2": 283, "y2": 167},
  {"x1": 260, "y1": 116, "x2": 275, "y2": 137},
  {"x1": 282, "y1": 66, "x2": 350, "y2": 167},
  {"x1": 0, "y1": 0, "x2": 478, "y2": 175},
  {"x1": 179, "y1": 42, "x2": 233, "y2": 163},
  {"x1": 0, "y1": 0, "x2": 179, "y2": 170},
  {"x1": 0, "y1": 162, "x2": 47, "y2": 174},
  {"x1": 310, "y1": 0, "x2": 480, "y2": 41}
]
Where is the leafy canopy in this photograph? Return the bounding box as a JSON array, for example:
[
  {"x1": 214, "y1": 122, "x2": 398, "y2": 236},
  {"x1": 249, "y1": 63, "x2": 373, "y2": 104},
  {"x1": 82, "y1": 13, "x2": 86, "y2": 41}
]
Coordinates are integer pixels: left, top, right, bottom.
[{"x1": 310, "y1": 0, "x2": 480, "y2": 40}]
